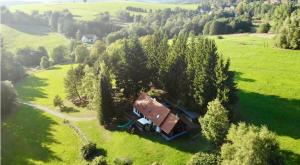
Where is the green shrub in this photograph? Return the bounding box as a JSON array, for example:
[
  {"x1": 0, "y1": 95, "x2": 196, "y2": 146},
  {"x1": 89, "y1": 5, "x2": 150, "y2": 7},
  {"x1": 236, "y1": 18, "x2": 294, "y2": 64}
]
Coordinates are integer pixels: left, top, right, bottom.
[
  {"x1": 91, "y1": 156, "x2": 107, "y2": 165},
  {"x1": 257, "y1": 23, "x2": 271, "y2": 33},
  {"x1": 217, "y1": 36, "x2": 224, "y2": 39},
  {"x1": 53, "y1": 95, "x2": 64, "y2": 108},
  {"x1": 113, "y1": 157, "x2": 133, "y2": 165},
  {"x1": 81, "y1": 142, "x2": 97, "y2": 160},
  {"x1": 187, "y1": 152, "x2": 219, "y2": 165},
  {"x1": 40, "y1": 56, "x2": 50, "y2": 69}
]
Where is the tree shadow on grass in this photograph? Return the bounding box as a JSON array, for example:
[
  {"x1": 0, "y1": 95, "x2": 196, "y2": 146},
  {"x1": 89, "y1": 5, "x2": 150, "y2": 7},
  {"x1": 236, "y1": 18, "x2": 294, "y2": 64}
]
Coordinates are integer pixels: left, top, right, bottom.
[
  {"x1": 1, "y1": 105, "x2": 61, "y2": 164},
  {"x1": 281, "y1": 150, "x2": 300, "y2": 165},
  {"x1": 5, "y1": 23, "x2": 51, "y2": 36},
  {"x1": 16, "y1": 76, "x2": 48, "y2": 102},
  {"x1": 237, "y1": 90, "x2": 300, "y2": 140},
  {"x1": 234, "y1": 71, "x2": 255, "y2": 82}
]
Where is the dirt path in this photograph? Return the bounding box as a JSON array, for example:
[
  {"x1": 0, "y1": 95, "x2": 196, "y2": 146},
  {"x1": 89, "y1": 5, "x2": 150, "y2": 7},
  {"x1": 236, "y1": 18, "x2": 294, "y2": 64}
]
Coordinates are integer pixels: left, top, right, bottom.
[{"x1": 20, "y1": 102, "x2": 97, "y2": 122}]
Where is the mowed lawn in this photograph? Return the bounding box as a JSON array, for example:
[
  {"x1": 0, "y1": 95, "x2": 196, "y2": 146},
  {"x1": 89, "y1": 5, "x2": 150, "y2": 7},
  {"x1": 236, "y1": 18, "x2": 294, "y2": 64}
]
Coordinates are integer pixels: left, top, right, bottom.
[
  {"x1": 1, "y1": 24, "x2": 69, "y2": 53},
  {"x1": 1, "y1": 105, "x2": 83, "y2": 165},
  {"x1": 213, "y1": 33, "x2": 300, "y2": 164},
  {"x1": 10, "y1": 1, "x2": 198, "y2": 20},
  {"x1": 76, "y1": 120, "x2": 210, "y2": 165}
]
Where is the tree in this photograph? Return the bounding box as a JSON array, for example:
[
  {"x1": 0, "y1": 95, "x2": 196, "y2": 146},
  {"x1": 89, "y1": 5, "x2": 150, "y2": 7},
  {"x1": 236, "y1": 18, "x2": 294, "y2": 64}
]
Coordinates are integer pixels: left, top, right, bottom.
[
  {"x1": 64, "y1": 65, "x2": 85, "y2": 101},
  {"x1": 200, "y1": 99, "x2": 229, "y2": 145},
  {"x1": 257, "y1": 23, "x2": 271, "y2": 33},
  {"x1": 40, "y1": 56, "x2": 50, "y2": 69},
  {"x1": 220, "y1": 123, "x2": 283, "y2": 165},
  {"x1": 1, "y1": 81, "x2": 18, "y2": 118},
  {"x1": 75, "y1": 45, "x2": 89, "y2": 63},
  {"x1": 1, "y1": 49, "x2": 25, "y2": 82},
  {"x1": 82, "y1": 66, "x2": 96, "y2": 110},
  {"x1": 113, "y1": 38, "x2": 150, "y2": 98},
  {"x1": 51, "y1": 46, "x2": 67, "y2": 64},
  {"x1": 93, "y1": 65, "x2": 113, "y2": 125},
  {"x1": 90, "y1": 40, "x2": 106, "y2": 58},
  {"x1": 187, "y1": 152, "x2": 219, "y2": 165},
  {"x1": 53, "y1": 95, "x2": 64, "y2": 108}
]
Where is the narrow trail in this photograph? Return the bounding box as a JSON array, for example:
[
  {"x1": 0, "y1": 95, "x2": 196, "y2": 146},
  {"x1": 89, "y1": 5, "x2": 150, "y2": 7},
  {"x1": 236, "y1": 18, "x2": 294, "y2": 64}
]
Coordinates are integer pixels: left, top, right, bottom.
[{"x1": 20, "y1": 102, "x2": 97, "y2": 122}]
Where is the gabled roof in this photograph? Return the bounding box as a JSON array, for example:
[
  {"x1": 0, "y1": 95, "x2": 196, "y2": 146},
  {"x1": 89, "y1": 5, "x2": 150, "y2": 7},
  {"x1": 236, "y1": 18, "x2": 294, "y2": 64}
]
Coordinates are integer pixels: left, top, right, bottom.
[{"x1": 133, "y1": 93, "x2": 180, "y2": 134}]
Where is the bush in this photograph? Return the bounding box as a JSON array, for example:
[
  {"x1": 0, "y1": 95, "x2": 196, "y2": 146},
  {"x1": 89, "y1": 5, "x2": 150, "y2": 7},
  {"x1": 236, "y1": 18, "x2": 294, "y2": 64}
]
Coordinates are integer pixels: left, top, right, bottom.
[
  {"x1": 257, "y1": 23, "x2": 271, "y2": 33},
  {"x1": 187, "y1": 152, "x2": 219, "y2": 165},
  {"x1": 53, "y1": 95, "x2": 64, "y2": 108},
  {"x1": 40, "y1": 56, "x2": 50, "y2": 69},
  {"x1": 81, "y1": 142, "x2": 97, "y2": 160},
  {"x1": 220, "y1": 123, "x2": 283, "y2": 165},
  {"x1": 91, "y1": 156, "x2": 107, "y2": 165},
  {"x1": 1, "y1": 81, "x2": 18, "y2": 118},
  {"x1": 217, "y1": 36, "x2": 224, "y2": 39},
  {"x1": 200, "y1": 99, "x2": 229, "y2": 145},
  {"x1": 113, "y1": 157, "x2": 133, "y2": 165}
]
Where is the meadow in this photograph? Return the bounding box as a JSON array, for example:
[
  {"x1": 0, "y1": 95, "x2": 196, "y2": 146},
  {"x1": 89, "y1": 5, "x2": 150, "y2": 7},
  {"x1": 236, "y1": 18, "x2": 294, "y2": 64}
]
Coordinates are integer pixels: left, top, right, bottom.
[
  {"x1": 10, "y1": 1, "x2": 198, "y2": 20},
  {"x1": 1, "y1": 24, "x2": 69, "y2": 53},
  {"x1": 3, "y1": 33, "x2": 300, "y2": 164}
]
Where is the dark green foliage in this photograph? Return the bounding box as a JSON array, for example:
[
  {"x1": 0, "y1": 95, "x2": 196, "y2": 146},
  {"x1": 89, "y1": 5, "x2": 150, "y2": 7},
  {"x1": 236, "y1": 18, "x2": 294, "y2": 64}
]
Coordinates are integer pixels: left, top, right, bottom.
[
  {"x1": 80, "y1": 142, "x2": 97, "y2": 160},
  {"x1": 143, "y1": 30, "x2": 169, "y2": 86},
  {"x1": 165, "y1": 33, "x2": 189, "y2": 103},
  {"x1": 75, "y1": 45, "x2": 89, "y2": 63},
  {"x1": 15, "y1": 47, "x2": 48, "y2": 67},
  {"x1": 93, "y1": 65, "x2": 113, "y2": 125},
  {"x1": 275, "y1": 9, "x2": 300, "y2": 50},
  {"x1": 113, "y1": 157, "x2": 133, "y2": 165},
  {"x1": 53, "y1": 95, "x2": 64, "y2": 108},
  {"x1": 221, "y1": 123, "x2": 283, "y2": 165},
  {"x1": 1, "y1": 81, "x2": 18, "y2": 118},
  {"x1": 257, "y1": 23, "x2": 271, "y2": 33},
  {"x1": 64, "y1": 65, "x2": 85, "y2": 101},
  {"x1": 112, "y1": 38, "x2": 150, "y2": 98},
  {"x1": 187, "y1": 152, "x2": 219, "y2": 165},
  {"x1": 40, "y1": 56, "x2": 50, "y2": 69},
  {"x1": 51, "y1": 45, "x2": 68, "y2": 64},
  {"x1": 91, "y1": 156, "x2": 107, "y2": 165},
  {"x1": 1, "y1": 49, "x2": 25, "y2": 82},
  {"x1": 200, "y1": 99, "x2": 229, "y2": 145}
]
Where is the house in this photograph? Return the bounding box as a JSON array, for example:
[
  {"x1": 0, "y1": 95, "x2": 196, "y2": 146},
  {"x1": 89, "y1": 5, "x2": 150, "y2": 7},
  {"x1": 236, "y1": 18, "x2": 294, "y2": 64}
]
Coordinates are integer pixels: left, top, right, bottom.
[
  {"x1": 133, "y1": 93, "x2": 188, "y2": 140},
  {"x1": 81, "y1": 34, "x2": 98, "y2": 43}
]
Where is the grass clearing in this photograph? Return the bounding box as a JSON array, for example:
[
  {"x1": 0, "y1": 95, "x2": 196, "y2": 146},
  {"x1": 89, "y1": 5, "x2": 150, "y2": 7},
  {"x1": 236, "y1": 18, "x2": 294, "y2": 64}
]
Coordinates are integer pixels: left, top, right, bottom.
[
  {"x1": 10, "y1": 1, "x2": 198, "y2": 20},
  {"x1": 1, "y1": 105, "x2": 83, "y2": 165},
  {"x1": 16, "y1": 64, "x2": 96, "y2": 117},
  {"x1": 213, "y1": 33, "x2": 300, "y2": 164},
  {"x1": 0, "y1": 24, "x2": 69, "y2": 53}
]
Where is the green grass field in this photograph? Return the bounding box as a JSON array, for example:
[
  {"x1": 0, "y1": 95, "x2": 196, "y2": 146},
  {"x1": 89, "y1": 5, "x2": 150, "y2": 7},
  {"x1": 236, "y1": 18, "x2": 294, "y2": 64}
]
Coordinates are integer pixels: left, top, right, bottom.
[
  {"x1": 10, "y1": 1, "x2": 198, "y2": 20},
  {"x1": 1, "y1": 105, "x2": 83, "y2": 165},
  {"x1": 1, "y1": 24, "x2": 69, "y2": 53},
  {"x1": 213, "y1": 33, "x2": 300, "y2": 164},
  {"x1": 6, "y1": 33, "x2": 300, "y2": 164}
]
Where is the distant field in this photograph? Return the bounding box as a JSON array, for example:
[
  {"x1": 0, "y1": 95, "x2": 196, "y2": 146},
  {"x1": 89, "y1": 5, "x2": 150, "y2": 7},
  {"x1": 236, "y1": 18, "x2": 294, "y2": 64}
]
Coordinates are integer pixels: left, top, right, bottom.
[
  {"x1": 0, "y1": 24, "x2": 69, "y2": 53},
  {"x1": 10, "y1": 1, "x2": 198, "y2": 20},
  {"x1": 213, "y1": 33, "x2": 300, "y2": 164},
  {"x1": 1, "y1": 105, "x2": 83, "y2": 165}
]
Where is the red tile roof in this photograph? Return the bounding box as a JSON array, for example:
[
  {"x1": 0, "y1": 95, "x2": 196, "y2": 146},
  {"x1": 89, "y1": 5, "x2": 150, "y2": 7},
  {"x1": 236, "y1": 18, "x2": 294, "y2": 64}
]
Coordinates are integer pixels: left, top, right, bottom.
[{"x1": 133, "y1": 93, "x2": 180, "y2": 134}]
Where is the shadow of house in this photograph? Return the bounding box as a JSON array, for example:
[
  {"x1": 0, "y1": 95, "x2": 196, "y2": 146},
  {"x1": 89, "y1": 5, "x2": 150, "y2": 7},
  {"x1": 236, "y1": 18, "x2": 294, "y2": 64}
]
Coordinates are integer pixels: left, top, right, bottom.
[
  {"x1": 1, "y1": 105, "x2": 61, "y2": 164},
  {"x1": 16, "y1": 76, "x2": 48, "y2": 102}
]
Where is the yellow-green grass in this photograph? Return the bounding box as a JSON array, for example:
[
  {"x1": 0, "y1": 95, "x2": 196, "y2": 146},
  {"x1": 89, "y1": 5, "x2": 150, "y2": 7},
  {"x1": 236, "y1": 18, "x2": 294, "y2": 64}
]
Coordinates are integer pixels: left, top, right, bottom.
[
  {"x1": 213, "y1": 33, "x2": 300, "y2": 164},
  {"x1": 75, "y1": 120, "x2": 211, "y2": 165},
  {"x1": 15, "y1": 64, "x2": 96, "y2": 117},
  {"x1": 10, "y1": 1, "x2": 198, "y2": 20},
  {"x1": 1, "y1": 105, "x2": 84, "y2": 165},
  {"x1": 0, "y1": 24, "x2": 69, "y2": 53}
]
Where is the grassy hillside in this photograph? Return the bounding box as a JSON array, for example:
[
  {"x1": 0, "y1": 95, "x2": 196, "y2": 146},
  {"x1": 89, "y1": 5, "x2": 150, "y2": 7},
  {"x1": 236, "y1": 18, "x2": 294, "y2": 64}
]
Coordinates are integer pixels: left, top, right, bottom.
[
  {"x1": 213, "y1": 33, "x2": 300, "y2": 164},
  {"x1": 1, "y1": 24, "x2": 69, "y2": 53},
  {"x1": 10, "y1": 1, "x2": 198, "y2": 20},
  {"x1": 1, "y1": 105, "x2": 83, "y2": 165}
]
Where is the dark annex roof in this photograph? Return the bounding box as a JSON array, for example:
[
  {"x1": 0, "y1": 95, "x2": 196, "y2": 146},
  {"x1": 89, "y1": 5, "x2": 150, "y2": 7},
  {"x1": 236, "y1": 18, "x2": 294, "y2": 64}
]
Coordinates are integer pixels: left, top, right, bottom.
[{"x1": 133, "y1": 92, "x2": 180, "y2": 134}]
